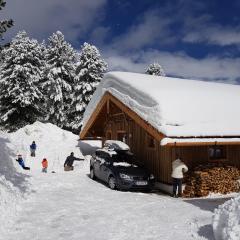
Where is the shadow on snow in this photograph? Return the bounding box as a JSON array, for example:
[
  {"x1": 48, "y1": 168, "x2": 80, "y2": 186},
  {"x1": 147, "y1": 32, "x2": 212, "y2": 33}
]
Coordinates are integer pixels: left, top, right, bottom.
[{"x1": 183, "y1": 197, "x2": 232, "y2": 212}]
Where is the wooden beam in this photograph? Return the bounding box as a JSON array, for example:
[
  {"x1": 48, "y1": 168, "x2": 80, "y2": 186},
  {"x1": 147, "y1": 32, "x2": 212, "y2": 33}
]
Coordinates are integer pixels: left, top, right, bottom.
[
  {"x1": 107, "y1": 98, "x2": 110, "y2": 115},
  {"x1": 109, "y1": 112, "x2": 125, "y2": 117},
  {"x1": 80, "y1": 94, "x2": 109, "y2": 139},
  {"x1": 78, "y1": 137, "x2": 103, "y2": 141}
]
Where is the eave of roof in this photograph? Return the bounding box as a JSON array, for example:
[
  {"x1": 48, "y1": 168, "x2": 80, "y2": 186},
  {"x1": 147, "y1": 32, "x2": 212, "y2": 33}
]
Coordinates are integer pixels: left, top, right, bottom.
[{"x1": 161, "y1": 137, "x2": 240, "y2": 146}]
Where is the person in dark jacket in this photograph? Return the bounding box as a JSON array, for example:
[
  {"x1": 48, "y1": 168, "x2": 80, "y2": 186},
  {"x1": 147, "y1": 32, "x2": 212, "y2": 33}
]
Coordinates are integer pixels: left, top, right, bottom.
[
  {"x1": 30, "y1": 141, "x2": 37, "y2": 157},
  {"x1": 64, "y1": 152, "x2": 83, "y2": 171},
  {"x1": 16, "y1": 154, "x2": 30, "y2": 170}
]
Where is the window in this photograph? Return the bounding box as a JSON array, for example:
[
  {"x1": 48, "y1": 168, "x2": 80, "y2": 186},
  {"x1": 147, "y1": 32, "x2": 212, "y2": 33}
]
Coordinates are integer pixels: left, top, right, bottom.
[
  {"x1": 147, "y1": 134, "x2": 156, "y2": 149},
  {"x1": 209, "y1": 145, "x2": 226, "y2": 160},
  {"x1": 117, "y1": 131, "x2": 127, "y2": 143},
  {"x1": 96, "y1": 150, "x2": 111, "y2": 161}
]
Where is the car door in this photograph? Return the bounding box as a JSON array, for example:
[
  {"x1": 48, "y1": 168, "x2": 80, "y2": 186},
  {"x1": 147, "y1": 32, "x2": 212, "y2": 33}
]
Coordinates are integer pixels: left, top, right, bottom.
[
  {"x1": 94, "y1": 151, "x2": 107, "y2": 181},
  {"x1": 98, "y1": 152, "x2": 110, "y2": 182},
  {"x1": 94, "y1": 152, "x2": 102, "y2": 179},
  {"x1": 100, "y1": 157, "x2": 112, "y2": 182}
]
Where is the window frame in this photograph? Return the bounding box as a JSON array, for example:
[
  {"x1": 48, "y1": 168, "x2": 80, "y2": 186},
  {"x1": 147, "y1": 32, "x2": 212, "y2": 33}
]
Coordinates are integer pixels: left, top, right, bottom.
[
  {"x1": 208, "y1": 145, "x2": 227, "y2": 160},
  {"x1": 117, "y1": 131, "x2": 127, "y2": 143}
]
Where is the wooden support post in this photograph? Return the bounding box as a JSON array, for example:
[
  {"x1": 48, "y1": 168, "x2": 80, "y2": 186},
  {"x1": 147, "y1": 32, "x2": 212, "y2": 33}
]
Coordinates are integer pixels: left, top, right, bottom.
[{"x1": 107, "y1": 99, "x2": 110, "y2": 115}]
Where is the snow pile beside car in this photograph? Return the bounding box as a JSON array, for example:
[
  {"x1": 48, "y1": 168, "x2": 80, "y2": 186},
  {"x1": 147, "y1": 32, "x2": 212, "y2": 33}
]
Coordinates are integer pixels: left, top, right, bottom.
[{"x1": 213, "y1": 195, "x2": 240, "y2": 240}]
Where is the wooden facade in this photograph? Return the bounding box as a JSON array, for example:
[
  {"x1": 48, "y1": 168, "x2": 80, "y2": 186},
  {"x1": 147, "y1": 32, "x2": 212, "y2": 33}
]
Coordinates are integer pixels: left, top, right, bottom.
[{"x1": 80, "y1": 92, "x2": 240, "y2": 185}]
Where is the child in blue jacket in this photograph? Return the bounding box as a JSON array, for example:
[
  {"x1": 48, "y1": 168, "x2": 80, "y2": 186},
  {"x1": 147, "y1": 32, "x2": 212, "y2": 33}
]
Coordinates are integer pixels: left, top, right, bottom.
[
  {"x1": 16, "y1": 155, "x2": 30, "y2": 170},
  {"x1": 30, "y1": 141, "x2": 37, "y2": 157}
]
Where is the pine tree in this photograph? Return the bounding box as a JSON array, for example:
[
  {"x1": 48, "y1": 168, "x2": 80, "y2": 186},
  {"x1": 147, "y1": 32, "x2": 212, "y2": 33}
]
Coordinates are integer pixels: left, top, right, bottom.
[
  {"x1": 146, "y1": 63, "x2": 166, "y2": 76},
  {"x1": 68, "y1": 42, "x2": 108, "y2": 130},
  {"x1": 0, "y1": 0, "x2": 13, "y2": 39},
  {"x1": 0, "y1": 31, "x2": 44, "y2": 131},
  {"x1": 43, "y1": 31, "x2": 77, "y2": 128}
]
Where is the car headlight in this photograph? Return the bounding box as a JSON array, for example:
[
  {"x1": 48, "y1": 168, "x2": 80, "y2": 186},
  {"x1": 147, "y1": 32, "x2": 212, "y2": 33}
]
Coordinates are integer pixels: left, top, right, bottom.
[
  {"x1": 119, "y1": 173, "x2": 133, "y2": 180},
  {"x1": 149, "y1": 174, "x2": 155, "y2": 180}
]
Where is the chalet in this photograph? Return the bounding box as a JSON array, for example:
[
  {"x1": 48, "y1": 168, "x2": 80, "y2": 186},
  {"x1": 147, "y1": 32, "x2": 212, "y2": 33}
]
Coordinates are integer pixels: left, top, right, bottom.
[{"x1": 80, "y1": 71, "x2": 240, "y2": 192}]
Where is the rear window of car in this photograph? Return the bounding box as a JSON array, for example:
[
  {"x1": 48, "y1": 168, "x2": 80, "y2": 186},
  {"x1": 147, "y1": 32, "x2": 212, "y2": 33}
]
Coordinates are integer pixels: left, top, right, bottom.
[{"x1": 111, "y1": 151, "x2": 133, "y2": 163}]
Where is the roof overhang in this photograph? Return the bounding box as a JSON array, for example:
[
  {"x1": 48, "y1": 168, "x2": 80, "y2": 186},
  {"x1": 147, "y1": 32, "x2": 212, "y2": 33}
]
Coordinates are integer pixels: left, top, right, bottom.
[
  {"x1": 80, "y1": 91, "x2": 164, "y2": 141},
  {"x1": 161, "y1": 137, "x2": 240, "y2": 146}
]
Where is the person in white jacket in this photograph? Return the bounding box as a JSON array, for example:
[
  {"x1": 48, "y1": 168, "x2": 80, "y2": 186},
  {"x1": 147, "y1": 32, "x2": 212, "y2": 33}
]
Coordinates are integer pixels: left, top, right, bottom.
[{"x1": 171, "y1": 157, "x2": 188, "y2": 197}]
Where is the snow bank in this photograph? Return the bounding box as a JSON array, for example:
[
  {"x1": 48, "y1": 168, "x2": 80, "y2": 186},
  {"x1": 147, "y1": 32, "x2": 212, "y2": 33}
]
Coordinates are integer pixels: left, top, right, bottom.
[
  {"x1": 8, "y1": 121, "x2": 84, "y2": 171},
  {"x1": 0, "y1": 121, "x2": 90, "y2": 236},
  {"x1": 213, "y1": 195, "x2": 240, "y2": 240},
  {"x1": 82, "y1": 71, "x2": 240, "y2": 137},
  {"x1": 0, "y1": 175, "x2": 23, "y2": 234},
  {"x1": 0, "y1": 131, "x2": 27, "y2": 236}
]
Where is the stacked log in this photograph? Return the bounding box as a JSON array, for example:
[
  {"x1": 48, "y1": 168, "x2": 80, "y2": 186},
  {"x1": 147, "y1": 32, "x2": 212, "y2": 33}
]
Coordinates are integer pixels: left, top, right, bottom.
[{"x1": 183, "y1": 163, "x2": 240, "y2": 198}]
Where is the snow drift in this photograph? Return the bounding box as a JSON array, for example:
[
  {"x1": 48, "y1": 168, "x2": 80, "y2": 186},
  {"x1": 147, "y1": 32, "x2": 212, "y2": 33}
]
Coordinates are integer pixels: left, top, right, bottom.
[
  {"x1": 0, "y1": 131, "x2": 28, "y2": 236},
  {"x1": 82, "y1": 71, "x2": 240, "y2": 137},
  {"x1": 0, "y1": 121, "x2": 88, "y2": 237},
  {"x1": 8, "y1": 121, "x2": 83, "y2": 171},
  {"x1": 213, "y1": 195, "x2": 240, "y2": 240}
]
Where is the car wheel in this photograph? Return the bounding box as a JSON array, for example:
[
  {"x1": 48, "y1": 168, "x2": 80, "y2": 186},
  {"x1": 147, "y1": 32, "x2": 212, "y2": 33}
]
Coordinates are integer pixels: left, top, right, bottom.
[
  {"x1": 108, "y1": 176, "x2": 116, "y2": 190},
  {"x1": 90, "y1": 168, "x2": 96, "y2": 180}
]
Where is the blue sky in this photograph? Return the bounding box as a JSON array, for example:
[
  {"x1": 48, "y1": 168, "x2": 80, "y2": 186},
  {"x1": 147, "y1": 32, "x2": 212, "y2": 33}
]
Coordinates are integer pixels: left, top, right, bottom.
[{"x1": 2, "y1": 0, "x2": 240, "y2": 84}]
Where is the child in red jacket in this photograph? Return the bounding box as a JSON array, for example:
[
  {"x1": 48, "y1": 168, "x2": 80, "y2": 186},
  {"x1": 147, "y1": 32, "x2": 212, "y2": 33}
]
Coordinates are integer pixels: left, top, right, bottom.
[{"x1": 42, "y1": 158, "x2": 48, "y2": 173}]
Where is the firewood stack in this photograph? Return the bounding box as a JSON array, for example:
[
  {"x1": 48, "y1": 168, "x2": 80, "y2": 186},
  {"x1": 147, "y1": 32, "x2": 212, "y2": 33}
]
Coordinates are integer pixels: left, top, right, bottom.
[{"x1": 183, "y1": 163, "x2": 240, "y2": 198}]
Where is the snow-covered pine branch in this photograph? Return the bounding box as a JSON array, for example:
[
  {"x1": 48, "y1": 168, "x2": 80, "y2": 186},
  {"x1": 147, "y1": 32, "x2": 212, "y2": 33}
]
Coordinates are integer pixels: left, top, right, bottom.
[
  {"x1": 0, "y1": 0, "x2": 13, "y2": 39},
  {"x1": 68, "y1": 42, "x2": 108, "y2": 130},
  {"x1": 0, "y1": 31, "x2": 44, "y2": 131},
  {"x1": 42, "y1": 31, "x2": 77, "y2": 128},
  {"x1": 146, "y1": 63, "x2": 166, "y2": 76}
]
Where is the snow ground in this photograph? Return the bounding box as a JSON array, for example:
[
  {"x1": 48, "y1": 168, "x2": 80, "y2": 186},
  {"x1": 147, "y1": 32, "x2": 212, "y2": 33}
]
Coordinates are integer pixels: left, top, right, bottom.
[
  {"x1": 213, "y1": 195, "x2": 240, "y2": 240},
  {"x1": 0, "y1": 122, "x2": 236, "y2": 240}
]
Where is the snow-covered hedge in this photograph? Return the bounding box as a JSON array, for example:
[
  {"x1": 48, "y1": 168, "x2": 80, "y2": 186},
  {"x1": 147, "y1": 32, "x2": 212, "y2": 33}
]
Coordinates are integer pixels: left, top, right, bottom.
[{"x1": 213, "y1": 195, "x2": 240, "y2": 240}]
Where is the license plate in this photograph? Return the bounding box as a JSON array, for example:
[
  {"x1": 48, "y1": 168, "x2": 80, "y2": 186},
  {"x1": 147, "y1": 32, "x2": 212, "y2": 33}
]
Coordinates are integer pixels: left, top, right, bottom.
[{"x1": 135, "y1": 181, "x2": 148, "y2": 186}]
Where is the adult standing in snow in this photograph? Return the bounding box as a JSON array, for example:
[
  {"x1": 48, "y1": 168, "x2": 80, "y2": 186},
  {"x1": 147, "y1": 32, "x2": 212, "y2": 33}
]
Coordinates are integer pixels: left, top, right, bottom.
[
  {"x1": 64, "y1": 152, "x2": 83, "y2": 171},
  {"x1": 16, "y1": 154, "x2": 30, "y2": 170},
  {"x1": 30, "y1": 141, "x2": 37, "y2": 157},
  {"x1": 171, "y1": 156, "x2": 188, "y2": 197},
  {"x1": 42, "y1": 158, "x2": 48, "y2": 173}
]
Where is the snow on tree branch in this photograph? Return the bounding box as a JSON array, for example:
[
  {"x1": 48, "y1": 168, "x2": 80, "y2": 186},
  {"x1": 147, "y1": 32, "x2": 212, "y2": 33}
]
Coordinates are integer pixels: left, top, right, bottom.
[
  {"x1": 0, "y1": 0, "x2": 13, "y2": 39},
  {"x1": 146, "y1": 63, "x2": 166, "y2": 77},
  {"x1": 68, "y1": 42, "x2": 108, "y2": 130}
]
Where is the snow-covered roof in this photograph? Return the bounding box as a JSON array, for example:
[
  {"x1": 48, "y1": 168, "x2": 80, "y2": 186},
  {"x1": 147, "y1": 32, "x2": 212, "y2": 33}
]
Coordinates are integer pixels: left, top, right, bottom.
[{"x1": 82, "y1": 71, "x2": 240, "y2": 138}]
